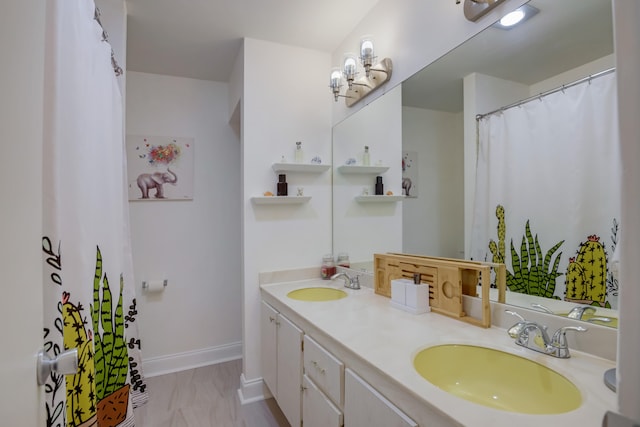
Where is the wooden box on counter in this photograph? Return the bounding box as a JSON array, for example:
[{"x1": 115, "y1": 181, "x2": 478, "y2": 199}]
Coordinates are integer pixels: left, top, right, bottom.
[{"x1": 374, "y1": 253, "x2": 506, "y2": 328}]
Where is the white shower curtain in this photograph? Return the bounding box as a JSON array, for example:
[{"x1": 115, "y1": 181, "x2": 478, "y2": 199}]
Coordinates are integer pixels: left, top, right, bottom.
[
  {"x1": 42, "y1": 1, "x2": 147, "y2": 426},
  {"x1": 469, "y1": 72, "x2": 620, "y2": 309}
]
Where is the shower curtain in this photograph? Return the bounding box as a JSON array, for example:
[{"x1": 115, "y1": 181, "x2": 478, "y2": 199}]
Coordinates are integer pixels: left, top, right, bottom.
[
  {"x1": 469, "y1": 72, "x2": 621, "y2": 309},
  {"x1": 42, "y1": 1, "x2": 148, "y2": 426}
]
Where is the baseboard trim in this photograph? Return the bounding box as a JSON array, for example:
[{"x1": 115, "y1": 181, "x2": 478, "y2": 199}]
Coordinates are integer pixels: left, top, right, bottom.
[
  {"x1": 237, "y1": 373, "x2": 270, "y2": 405},
  {"x1": 142, "y1": 341, "x2": 242, "y2": 378}
]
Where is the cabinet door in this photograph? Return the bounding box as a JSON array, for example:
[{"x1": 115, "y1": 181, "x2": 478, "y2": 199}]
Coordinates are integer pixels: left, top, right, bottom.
[
  {"x1": 302, "y1": 375, "x2": 343, "y2": 427},
  {"x1": 277, "y1": 314, "x2": 303, "y2": 427},
  {"x1": 303, "y1": 335, "x2": 344, "y2": 406},
  {"x1": 261, "y1": 301, "x2": 278, "y2": 397},
  {"x1": 344, "y1": 369, "x2": 417, "y2": 427}
]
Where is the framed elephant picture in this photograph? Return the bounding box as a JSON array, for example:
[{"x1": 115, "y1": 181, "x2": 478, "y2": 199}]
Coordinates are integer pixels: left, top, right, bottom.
[{"x1": 126, "y1": 135, "x2": 195, "y2": 201}]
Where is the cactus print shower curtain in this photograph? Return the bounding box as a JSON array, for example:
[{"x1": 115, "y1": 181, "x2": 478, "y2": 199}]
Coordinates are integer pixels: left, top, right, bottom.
[
  {"x1": 469, "y1": 72, "x2": 621, "y2": 310},
  {"x1": 42, "y1": 1, "x2": 148, "y2": 426}
]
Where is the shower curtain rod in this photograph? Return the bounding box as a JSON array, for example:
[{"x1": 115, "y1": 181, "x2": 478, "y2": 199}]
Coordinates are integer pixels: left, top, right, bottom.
[{"x1": 476, "y1": 67, "x2": 616, "y2": 121}]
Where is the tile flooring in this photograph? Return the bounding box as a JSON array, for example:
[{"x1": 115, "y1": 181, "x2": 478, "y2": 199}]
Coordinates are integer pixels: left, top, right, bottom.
[{"x1": 134, "y1": 359, "x2": 289, "y2": 427}]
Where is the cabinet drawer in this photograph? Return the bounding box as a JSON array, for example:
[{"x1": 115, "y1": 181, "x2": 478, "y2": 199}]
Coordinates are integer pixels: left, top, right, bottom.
[
  {"x1": 304, "y1": 335, "x2": 344, "y2": 406},
  {"x1": 303, "y1": 375, "x2": 343, "y2": 427}
]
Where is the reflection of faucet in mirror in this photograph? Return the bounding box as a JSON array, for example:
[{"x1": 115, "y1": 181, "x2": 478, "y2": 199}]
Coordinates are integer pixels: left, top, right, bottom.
[
  {"x1": 506, "y1": 310, "x2": 587, "y2": 359},
  {"x1": 531, "y1": 303, "x2": 613, "y2": 324},
  {"x1": 331, "y1": 272, "x2": 361, "y2": 290}
]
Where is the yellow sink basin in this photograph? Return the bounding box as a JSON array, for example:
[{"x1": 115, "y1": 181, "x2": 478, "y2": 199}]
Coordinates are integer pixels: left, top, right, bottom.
[
  {"x1": 287, "y1": 287, "x2": 348, "y2": 302},
  {"x1": 414, "y1": 344, "x2": 581, "y2": 414}
]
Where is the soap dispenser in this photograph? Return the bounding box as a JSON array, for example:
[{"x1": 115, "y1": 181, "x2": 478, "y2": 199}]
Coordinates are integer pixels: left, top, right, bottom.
[{"x1": 363, "y1": 145, "x2": 370, "y2": 166}]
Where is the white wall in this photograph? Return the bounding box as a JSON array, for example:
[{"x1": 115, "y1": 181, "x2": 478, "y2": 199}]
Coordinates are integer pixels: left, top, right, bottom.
[
  {"x1": 240, "y1": 38, "x2": 332, "y2": 401},
  {"x1": 332, "y1": 85, "x2": 403, "y2": 264},
  {"x1": 126, "y1": 72, "x2": 242, "y2": 375},
  {"x1": 402, "y1": 107, "x2": 464, "y2": 258}
]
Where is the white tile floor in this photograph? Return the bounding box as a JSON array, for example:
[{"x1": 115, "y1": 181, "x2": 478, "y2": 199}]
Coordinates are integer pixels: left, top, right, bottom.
[{"x1": 133, "y1": 359, "x2": 289, "y2": 427}]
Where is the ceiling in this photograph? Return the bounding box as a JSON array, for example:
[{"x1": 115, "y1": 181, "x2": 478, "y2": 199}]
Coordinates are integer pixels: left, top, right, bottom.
[
  {"x1": 402, "y1": 0, "x2": 614, "y2": 112},
  {"x1": 125, "y1": 0, "x2": 381, "y2": 82}
]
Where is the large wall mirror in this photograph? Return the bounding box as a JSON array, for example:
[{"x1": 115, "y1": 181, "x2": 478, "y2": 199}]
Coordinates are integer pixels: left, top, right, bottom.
[{"x1": 332, "y1": 0, "x2": 616, "y2": 326}]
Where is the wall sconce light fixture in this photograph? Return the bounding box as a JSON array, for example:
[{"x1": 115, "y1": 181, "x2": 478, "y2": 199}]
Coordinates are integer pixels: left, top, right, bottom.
[{"x1": 329, "y1": 36, "x2": 393, "y2": 107}]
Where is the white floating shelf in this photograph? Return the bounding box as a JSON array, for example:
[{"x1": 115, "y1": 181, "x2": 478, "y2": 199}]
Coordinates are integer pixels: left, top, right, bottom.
[
  {"x1": 251, "y1": 196, "x2": 311, "y2": 205},
  {"x1": 337, "y1": 165, "x2": 390, "y2": 174},
  {"x1": 272, "y1": 163, "x2": 331, "y2": 173},
  {"x1": 355, "y1": 195, "x2": 405, "y2": 203}
]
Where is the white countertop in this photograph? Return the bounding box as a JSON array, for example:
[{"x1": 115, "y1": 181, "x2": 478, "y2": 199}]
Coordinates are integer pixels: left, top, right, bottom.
[{"x1": 260, "y1": 278, "x2": 617, "y2": 427}]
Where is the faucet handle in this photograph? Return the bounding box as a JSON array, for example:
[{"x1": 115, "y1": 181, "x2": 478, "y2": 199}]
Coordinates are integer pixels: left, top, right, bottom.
[
  {"x1": 551, "y1": 325, "x2": 587, "y2": 347},
  {"x1": 505, "y1": 310, "x2": 526, "y2": 338},
  {"x1": 567, "y1": 305, "x2": 596, "y2": 320},
  {"x1": 531, "y1": 303, "x2": 554, "y2": 314},
  {"x1": 505, "y1": 310, "x2": 525, "y2": 321}
]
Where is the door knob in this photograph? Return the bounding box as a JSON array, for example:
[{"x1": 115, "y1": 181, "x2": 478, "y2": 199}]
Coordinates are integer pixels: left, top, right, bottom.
[{"x1": 36, "y1": 348, "x2": 78, "y2": 386}]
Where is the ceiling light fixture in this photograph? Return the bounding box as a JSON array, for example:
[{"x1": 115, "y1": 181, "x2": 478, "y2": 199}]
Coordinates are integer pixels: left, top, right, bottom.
[
  {"x1": 492, "y1": 4, "x2": 539, "y2": 30},
  {"x1": 329, "y1": 36, "x2": 393, "y2": 107}
]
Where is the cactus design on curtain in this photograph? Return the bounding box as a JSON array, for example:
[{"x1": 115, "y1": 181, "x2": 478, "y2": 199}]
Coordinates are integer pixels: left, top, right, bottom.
[
  {"x1": 44, "y1": 241, "x2": 145, "y2": 427},
  {"x1": 486, "y1": 204, "x2": 618, "y2": 307}
]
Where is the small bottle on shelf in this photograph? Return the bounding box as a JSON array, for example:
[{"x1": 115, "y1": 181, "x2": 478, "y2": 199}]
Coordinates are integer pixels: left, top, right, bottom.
[
  {"x1": 294, "y1": 141, "x2": 304, "y2": 163},
  {"x1": 375, "y1": 176, "x2": 384, "y2": 195},
  {"x1": 277, "y1": 174, "x2": 288, "y2": 196},
  {"x1": 363, "y1": 145, "x2": 370, "y2": 166}
]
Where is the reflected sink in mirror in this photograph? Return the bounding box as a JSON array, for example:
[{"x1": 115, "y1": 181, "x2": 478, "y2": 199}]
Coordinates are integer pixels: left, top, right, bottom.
[
  {"x1": 413, "y1": 344, "x2": 581, "y2": 414},
  {"x1": 286, "y1": 287, "x2": 348, "y2": 302}
]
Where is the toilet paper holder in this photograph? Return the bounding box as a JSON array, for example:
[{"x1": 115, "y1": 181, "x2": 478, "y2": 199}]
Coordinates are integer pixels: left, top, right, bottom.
[{"x1": 142, "y1": 279, "x2": 168, "y2": 290}]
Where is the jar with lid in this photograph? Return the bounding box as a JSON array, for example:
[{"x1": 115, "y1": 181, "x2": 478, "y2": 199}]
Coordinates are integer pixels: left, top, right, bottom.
[
  {"x1": 336, "y1": 252, "x2": 350, "y2": 268},
  {"x1": 321, "y1": 254, "x2": 336, "y2": 279}
]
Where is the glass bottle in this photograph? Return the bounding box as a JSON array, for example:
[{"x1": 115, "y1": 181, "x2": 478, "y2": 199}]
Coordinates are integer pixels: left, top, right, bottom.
[
  {"x1": 321, "y1": 254, "x2": 336, "y2": 279},
  {"x1": 363, "y1": 145, "x2": 370, "y2": 166},
  {"x1": 337, "y1": 252, "x2": 350, "y2": 268},
  {"x1": 277, "y1": 174, "x2": 288, "y2": 196}
]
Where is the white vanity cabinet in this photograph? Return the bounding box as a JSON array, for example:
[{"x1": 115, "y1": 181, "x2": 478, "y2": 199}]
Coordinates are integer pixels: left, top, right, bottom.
[
  {"x1": 260, "y1": 301, "x2": 303, "y2": 427},
  {"x1": 344, "y1": 369, "x2": 418, "y2": 427}
]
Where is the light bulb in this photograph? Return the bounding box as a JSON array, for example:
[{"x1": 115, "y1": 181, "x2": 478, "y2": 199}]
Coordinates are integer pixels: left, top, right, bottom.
[
  {"x1": 343, "y1": 55, "x2": 357, "y2": 77},
  {"x1": 360, "y1": 39, "x2": 374, "y2": 59},
  {"x1": 499, "y1": 9, "x2": 525, "y2": 27},
  {"x1": 329, "y1": 68, "x2": 342, "y2": 89}
]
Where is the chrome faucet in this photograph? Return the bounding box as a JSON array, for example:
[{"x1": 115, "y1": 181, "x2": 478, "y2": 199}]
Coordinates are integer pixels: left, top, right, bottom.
[
  {"x1": 567, "y1": 305, "x2": 612, "y2": 323},
  {"x1": 506, "y1": 310, "x2": 587, "y2": 358},
  {"x1": 531, "y1": 303, "x2": 612, "y2": 323},
  {"x1": 330, "y1": 272, "x2": 361, "y2": 290}
]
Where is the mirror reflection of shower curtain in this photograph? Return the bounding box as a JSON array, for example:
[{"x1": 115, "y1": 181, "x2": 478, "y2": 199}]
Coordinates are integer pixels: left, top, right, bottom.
[
  {"x1": 469, "y1": 72, "x2": 621, "y2": 309},
  {"x1": 42, "y1": 1, "x2": 148, "y2": 426}
]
